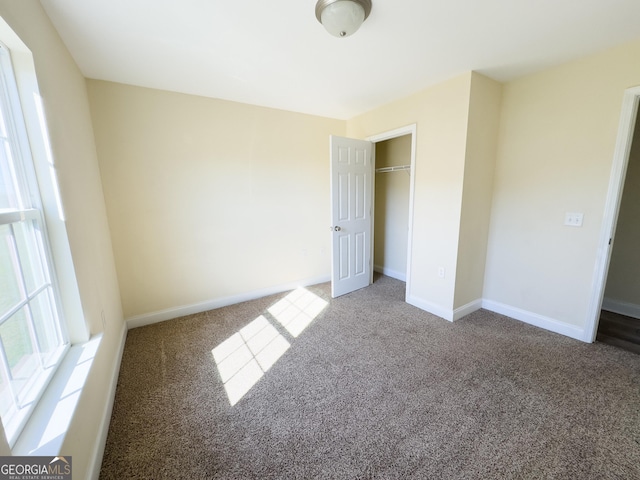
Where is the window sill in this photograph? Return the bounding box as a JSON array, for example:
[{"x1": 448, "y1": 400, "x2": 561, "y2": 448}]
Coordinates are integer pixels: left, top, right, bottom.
[{"x1": 11, "y1": 335, "x2": 102, "y2": 456}]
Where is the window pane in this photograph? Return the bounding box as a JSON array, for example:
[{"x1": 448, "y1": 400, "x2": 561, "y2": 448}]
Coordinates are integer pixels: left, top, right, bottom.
[
  {"x1": 13, "y1": 220, "x2": 46, "y2": 294},
  {"x1": 0, "y1": 308, "x2": 38, "y2": 404},
  {"x1": 0, "y1": 223, "x2": 24, "y2": 316},
  {"x1": 30, "y1": 289, "x2": 60, "y2": 365}
]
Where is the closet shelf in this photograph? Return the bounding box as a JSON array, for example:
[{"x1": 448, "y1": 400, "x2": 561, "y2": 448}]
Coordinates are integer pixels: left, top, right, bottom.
[{"x1": 375, "y1": 165, "x2": 411, "y2": 173}]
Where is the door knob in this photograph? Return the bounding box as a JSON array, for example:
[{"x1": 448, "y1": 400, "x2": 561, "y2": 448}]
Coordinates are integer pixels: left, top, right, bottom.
[{"x1": 334, "y1": 226, "x2": 341, "y2": 231}]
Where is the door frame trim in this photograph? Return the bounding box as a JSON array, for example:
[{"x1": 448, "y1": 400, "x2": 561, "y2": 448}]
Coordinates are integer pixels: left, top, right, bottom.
[
  {"x1": 584, "y1": 86, "x2": 640, "y2": 342},
  {"x1": 367, "y1": 124, "x2": 417, "y2": 302}
]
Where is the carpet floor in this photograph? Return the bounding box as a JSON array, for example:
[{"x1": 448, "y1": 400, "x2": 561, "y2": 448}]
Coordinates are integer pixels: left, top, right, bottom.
[{"x1": 100, "y1": 275, "x2": 640, "y2": 479}]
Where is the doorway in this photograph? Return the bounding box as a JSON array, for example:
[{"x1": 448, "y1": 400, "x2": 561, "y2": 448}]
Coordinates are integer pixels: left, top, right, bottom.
[
  {"x1": 373, "y1": 135, "x2": 411, "y2": 286},
  {"x1": 368, "y1": 124, "x2": 417, "y2": 301},
  {"x1": 597, "y1": 109, "x2": 640, "y2": 354},
  {"x1": 329, "y1": 125, "x2": 416, "y2": 300},
  {"x1": 586, "y1": 86, "x2": 640, "y2": 346}
]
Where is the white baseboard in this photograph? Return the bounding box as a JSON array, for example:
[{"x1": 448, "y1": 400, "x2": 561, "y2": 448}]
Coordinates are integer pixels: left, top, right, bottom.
[
  {"x1": 126, "y1": 275, "x2": 331, "y2": 329},
  {"x1": 405, "y1": 295, "x2": 482, "y2": 323},
  {"x1": 406, "y1": 294, "x2": 453, "y2": 322},
  {"x1": 453, "y1": 299, "x2": 483, "y2": 321},
  {"x1": 394, "y1": 294, "x2": 588, "y2": 341},
  {"x1": 88, "y1": 322, "x2": 128, "y2": 480},
  {"x1": 601, "y1": 297, "x2": 640, "y2": 319},
  {"x1": 482, "y1": 299, "x2": 585, "y2": 341},
  {"x1": 374, "y1": 265, "x2": 407, "y2": 282}
]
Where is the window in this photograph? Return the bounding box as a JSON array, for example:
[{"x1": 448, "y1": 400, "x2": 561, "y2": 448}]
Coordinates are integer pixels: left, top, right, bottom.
[{"x1": 0, "y1": 44, "x2": 68, "y2": 446}]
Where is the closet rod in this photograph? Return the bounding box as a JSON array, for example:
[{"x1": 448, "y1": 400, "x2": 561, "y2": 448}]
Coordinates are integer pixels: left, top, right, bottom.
[{"x1": 375, "y1": 165, "x2": 411, "y2": 173}]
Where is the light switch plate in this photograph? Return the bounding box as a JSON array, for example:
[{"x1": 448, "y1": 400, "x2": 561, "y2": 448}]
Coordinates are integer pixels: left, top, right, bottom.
[{"x1": 564, "y1": 212, "x2": 584, "y2": 227}]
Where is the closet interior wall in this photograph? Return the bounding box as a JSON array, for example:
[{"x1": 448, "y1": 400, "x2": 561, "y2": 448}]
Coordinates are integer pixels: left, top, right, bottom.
[{"x1": 374, "y1": 135, "x2": 412, "y2": 282}]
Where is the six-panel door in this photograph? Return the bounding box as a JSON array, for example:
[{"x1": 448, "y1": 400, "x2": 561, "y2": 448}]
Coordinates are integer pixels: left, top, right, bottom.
[{"x1": 330, "y1": 135, "x2": 373, "y2": 298}]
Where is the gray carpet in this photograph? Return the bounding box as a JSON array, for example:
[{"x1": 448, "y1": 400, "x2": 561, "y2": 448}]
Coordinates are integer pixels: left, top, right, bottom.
[{"x1": 100, "y1": 275, "x2": 640, "y2": 479}]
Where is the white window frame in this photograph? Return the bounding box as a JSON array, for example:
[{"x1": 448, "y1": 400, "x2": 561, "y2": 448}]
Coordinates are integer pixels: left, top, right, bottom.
[{"x1": 0, "y1": 43, "x2": 69, "y2": 447}]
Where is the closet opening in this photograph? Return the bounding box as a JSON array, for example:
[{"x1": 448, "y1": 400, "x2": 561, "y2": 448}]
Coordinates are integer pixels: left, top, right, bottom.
[{"x1": 372, "y1": 133, "x2": 412, "y2": 295}]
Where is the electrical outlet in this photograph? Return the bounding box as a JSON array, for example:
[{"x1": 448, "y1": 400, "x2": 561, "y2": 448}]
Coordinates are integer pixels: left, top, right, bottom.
[{"x1": 438, "y1": 267, "x2": 445, "y2": 279}]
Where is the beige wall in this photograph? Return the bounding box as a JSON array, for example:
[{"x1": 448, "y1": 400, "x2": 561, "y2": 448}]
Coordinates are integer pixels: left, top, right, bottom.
[
  {"x1": 604, "y1": 113, "x2": 640, "y2": 308},
  {"x1": 87, "y1": 80, "x2": 345, "y2": 318},
  {"x1": 483, "y1": 38, "x2": 640, "y2": 328},
  {"x1": 454, "y1": 73, "x2": 502, "y2": 309},
  {"x1": 374, "y1": 135, "x2": 411, "y2": 279},
  {"x1": 350, "y1": 72, "x2": 501, "y2": 317},
  {"x1": 349, "y1": 73, "x2": 472, "y2": 314},
  {"x1": 0, "y1": 1, "x2": 123, "y2": 478}
]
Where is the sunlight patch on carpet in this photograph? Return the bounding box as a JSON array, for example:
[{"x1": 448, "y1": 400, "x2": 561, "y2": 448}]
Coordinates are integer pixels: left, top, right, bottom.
[
  {"x1": 212, "y1": 315, "x2": 290, "y2": 406},
  {"x1": 211, "y1": 288, "x2": 327, "y2": 406},
  {"x1": 268, "y1": 287, "x2": 328, "y2": 338}
]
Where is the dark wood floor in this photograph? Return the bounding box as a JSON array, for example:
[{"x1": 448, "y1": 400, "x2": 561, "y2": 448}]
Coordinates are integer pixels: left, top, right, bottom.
[{"x1": 597, "y1": 310, "x2": 640, "y2": 354}]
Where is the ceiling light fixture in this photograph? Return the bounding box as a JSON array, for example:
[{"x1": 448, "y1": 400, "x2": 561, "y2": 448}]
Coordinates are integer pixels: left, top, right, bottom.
[{"x1": 315, "y1": 0, "x2": 372, "y2": 38}]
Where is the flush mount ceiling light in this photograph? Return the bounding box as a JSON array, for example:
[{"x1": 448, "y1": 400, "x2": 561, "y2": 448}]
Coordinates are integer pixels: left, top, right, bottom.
[{"x1": 315, "y1": 0, "x2": 372, "y2": 38}]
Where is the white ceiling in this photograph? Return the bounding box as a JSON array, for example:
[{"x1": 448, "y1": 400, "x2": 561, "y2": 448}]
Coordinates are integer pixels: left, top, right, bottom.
[{"x1": 40, "y1": 0, "x2": 640, "y2": 120}]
